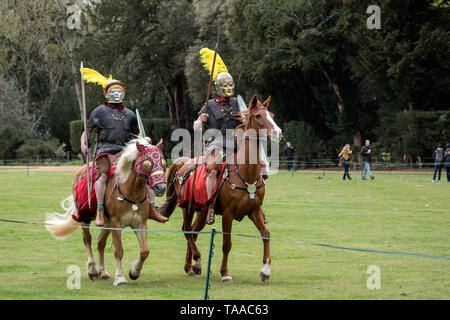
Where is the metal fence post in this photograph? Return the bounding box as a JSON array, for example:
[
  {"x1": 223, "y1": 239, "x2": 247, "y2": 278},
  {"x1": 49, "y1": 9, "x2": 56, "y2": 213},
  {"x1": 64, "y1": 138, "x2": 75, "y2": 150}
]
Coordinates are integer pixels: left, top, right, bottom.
[{"x1": 204, "y1": 227, "x2": 216, "y2": 300}]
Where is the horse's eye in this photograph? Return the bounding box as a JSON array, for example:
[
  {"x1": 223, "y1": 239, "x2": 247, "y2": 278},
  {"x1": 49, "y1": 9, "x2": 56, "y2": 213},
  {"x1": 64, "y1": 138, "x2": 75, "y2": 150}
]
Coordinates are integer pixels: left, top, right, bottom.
[{"x1": 255, "y1": 114, "x2": 261, "y2": 119}]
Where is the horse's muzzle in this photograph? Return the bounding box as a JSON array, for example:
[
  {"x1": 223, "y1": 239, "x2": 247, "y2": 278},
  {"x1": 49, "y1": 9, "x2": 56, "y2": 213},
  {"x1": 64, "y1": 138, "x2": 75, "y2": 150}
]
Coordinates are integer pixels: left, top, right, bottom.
[
  {"x1": 270, "y1": 129, "x2": 282, "y2": 143},
  {"x1": 153, "y1": 183, "x2": 167, "y2": 197}
]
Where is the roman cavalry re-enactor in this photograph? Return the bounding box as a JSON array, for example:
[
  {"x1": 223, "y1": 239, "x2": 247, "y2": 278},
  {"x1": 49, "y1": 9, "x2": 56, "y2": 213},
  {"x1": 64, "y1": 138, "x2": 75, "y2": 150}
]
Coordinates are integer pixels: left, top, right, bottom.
[
  {"x1": 193, "y1": 48, "x2": 269, "y2": 225},
  {"x1": 80, "y1": 68, "x2": 167, "y2": 226}
]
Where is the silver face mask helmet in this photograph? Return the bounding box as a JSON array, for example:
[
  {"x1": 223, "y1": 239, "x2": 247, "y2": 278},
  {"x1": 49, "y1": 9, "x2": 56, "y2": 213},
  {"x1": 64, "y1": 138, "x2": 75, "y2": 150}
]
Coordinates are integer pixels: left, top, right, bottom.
[
  {"x1": 104, "y1": 80, "x2": 126, "y2": 104},
  {"x1": 107, "y1": 88, "x2": 125, "y2": 103},
  {"x1": 214, "y1": 72, "x2": 235, "y2": 98}
]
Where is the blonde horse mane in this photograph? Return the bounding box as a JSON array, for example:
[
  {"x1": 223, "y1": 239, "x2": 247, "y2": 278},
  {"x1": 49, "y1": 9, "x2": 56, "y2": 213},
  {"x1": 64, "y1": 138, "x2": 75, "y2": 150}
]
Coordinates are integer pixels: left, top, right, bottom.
[{"x1": 116, "y1": 137, "x2": 151, "y2": 184}]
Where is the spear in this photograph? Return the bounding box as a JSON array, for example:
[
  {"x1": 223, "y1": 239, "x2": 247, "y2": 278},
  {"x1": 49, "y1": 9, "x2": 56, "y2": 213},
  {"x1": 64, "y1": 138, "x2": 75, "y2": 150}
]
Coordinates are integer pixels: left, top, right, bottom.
[
  {"x1": 187, "y1": 30, "x2": 220, "y2": 215},
  {"x1": 80, "y1": 61, "x2": 92, "y2": 209}
]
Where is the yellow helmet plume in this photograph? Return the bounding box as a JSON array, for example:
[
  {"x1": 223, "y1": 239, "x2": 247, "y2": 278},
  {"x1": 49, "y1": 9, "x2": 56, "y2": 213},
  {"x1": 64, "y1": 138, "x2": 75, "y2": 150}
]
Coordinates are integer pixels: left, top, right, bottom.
[
  {"x1": 80, "y1": 67, "x2": 125, "y2": 94},
  {"x1": 80, "y1": 68, "x2": 112, "y2": 88},
  {"x1": 199, "y1": 48, "x2": 228, "y2": 81}
]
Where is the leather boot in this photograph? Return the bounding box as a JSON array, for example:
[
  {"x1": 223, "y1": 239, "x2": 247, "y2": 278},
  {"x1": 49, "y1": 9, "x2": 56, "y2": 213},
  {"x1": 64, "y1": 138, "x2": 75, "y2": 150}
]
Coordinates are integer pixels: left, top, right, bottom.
[
  {"x1": 96, "y1": 205, "x2": 105, "y2": 226},
  {"x1": 148, "y1": 204, "x2": 168, "y2": 223},
  {"x1": 206, "y1": 204, "x2": 215, "y2": 225}
]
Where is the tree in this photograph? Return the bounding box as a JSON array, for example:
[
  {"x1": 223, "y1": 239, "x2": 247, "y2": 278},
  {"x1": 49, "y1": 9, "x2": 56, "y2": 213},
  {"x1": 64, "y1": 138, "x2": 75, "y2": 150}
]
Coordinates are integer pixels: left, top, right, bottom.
[
  {"x1": 0, "y1": 1, "x2": 58, "y2": 111},
  {"x1": 82, "y1": 0, "x2": 198, "y2": 129}
]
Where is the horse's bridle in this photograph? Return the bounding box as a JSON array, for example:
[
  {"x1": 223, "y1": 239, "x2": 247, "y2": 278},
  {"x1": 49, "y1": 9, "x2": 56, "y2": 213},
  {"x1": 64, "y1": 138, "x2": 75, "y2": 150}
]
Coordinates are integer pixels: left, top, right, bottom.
[{"x1": 245, "y1": 105, "x2": 274, "y2": 138}]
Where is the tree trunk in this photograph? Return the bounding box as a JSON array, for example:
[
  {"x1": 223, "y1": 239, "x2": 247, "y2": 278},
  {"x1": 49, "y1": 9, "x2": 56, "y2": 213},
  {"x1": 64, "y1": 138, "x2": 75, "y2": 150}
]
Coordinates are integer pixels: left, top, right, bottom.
[
  {"x1": 317, "y1": 61, "x2": 361, "y2": 146},
  {"x1": 160, "y1": 72, "x2": 193, "y2": 129},
  {"x1": 160, "y1": 79, "x2": 177, "y2": 127}
]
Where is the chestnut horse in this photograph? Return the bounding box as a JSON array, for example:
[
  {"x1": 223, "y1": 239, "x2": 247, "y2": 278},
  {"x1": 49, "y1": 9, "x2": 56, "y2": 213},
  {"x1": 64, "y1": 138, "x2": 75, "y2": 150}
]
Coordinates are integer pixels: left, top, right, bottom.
[
  {"x1": 159, "y1": 95, "x2": 282, "y2": 282},
  {"x1": 45, "y1": 137, "x2": 168, "y2": 286}
]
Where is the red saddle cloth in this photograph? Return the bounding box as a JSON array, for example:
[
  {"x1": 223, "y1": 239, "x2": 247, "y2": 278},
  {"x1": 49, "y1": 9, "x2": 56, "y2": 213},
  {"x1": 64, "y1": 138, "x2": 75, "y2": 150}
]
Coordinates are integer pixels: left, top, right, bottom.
[
  {"x1": 72, "y1": 166, "x2": 116, "y2": 224},
  {"x1": 178, "y1": 162, "x2": 227, "y2": 214}
]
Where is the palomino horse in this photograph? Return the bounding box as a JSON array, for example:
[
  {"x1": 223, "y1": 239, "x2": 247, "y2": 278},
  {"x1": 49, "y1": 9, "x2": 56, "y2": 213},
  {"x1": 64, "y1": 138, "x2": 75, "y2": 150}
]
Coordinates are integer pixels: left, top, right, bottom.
[
  {"x1": 159, "y1": 95, "x2": 282, "y2": 282},
  {"x1": 45, "y1": 137, "x2": 168, "y2": 286}
]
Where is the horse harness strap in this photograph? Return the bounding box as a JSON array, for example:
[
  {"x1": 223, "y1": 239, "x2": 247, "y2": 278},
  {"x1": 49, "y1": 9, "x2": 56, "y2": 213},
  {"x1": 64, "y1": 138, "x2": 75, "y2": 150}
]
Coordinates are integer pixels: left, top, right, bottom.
[
  {"x1": 174, "y1": 162, "x2": 205, "y2": 187},
  {"x1": 107, "y1": 174, "x2": 147, "y2": 211},
  {"x1": 224, "y1": 162, "x2": 265, "y2": 200}
]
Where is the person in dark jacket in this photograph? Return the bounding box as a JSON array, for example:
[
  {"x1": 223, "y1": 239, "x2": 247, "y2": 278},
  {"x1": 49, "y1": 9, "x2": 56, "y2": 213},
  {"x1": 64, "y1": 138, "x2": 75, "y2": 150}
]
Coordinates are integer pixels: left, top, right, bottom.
[
  {"x1": 360, "y1": 139, "x2": 374, "y2": 180},
  {"x1": 432, "y1": 144, "x2": 444, "y2": 183},
  {"x1": 444, "y1": 143, "x2": 450, "y2": 182},
  {"x1": 283, "y1": 142, "x2": 295, "y2": 171}
]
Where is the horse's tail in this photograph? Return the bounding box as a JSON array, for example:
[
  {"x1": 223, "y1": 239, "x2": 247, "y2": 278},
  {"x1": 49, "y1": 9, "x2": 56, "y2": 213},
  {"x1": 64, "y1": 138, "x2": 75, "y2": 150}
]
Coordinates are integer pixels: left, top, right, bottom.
[
  {"x1": 159, "y1": 157, "x2": 189, "y2": 218},
  {"x1": 45, "y1": 196, "x2": 81, "y2": 240}
]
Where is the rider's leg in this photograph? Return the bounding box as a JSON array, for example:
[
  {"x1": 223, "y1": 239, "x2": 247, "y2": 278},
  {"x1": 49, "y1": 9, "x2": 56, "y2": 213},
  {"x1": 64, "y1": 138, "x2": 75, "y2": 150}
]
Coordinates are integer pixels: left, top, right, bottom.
[
  {"x1": 205, "y1": 149, "x2": 221, "y2": 225},
  {"x1": 94, "y1": 155, "x2": 111, "y2": 226},
  {"x1": 95, "y1": 173, "x2": 107, "y2": 226},
  {"x1": 205, "y1": 168, "x2": 218, "y2": 225},
  {"x1": 145, "y1": 185, "x2": 168, "y2": 223}
]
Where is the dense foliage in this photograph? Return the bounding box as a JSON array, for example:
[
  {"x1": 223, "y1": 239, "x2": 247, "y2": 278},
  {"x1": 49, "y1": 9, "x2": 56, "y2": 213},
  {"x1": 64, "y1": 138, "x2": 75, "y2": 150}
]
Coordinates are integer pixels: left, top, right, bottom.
[{"x1": 0, "y1": 0, "x2": 448, "y2": 162}]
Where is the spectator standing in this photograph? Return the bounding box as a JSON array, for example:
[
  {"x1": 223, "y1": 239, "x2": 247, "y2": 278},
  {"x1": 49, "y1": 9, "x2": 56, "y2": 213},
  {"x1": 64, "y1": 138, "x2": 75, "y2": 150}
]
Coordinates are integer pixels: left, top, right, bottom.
[
  {"x1": 432, "y1": 144, "x2": 444, "y2": 183},
  {"x1": 338, "y1": 144, "x2": 352, "y2": 180},
  {"x1": 444, "y1": 143, "x2": 450, "y2": 182},
  {"x1": 360, "y1": 139, "x2": 375, "y2": 180},
  {"x1": 283, "y1": 142, "x2": 295, "y2": 171}
]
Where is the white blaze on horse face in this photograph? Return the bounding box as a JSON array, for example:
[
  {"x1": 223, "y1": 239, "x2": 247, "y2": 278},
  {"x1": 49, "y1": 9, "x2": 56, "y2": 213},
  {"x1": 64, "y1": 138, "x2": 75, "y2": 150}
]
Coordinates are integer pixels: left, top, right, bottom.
[{"x1": 265, "y1": 111, "x2": 282, "y2": 142}]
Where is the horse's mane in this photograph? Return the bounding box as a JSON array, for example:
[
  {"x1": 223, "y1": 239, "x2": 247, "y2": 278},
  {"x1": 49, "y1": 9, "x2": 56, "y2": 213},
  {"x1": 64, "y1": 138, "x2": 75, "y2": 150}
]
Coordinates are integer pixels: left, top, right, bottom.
[{"x1": 116, "y1": 137, "x2": 150, "y2": 184}]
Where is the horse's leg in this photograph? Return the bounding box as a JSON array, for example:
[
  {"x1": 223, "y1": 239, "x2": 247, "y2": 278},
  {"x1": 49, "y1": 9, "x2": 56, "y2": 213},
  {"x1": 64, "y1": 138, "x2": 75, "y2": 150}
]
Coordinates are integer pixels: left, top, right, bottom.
[
  {"x1": 82, "y1": 223, "x2": 98, "y2": 280},
  {"x1": 97, "y1": 227, "x2": 111, "y2": 280},
  {"x1": 111, "y1": 218, "x2": 127, "y2": 286},
  {"x1": 220, "y1": 212, "x2": 233, "y2": 282},
  {"x1": 248, "y1": 207, "x2": 271, "y2": 282},
  {"x1": 182, "y1": 207, "x2": 196, "y2": 276},
  {"x1": 191, "y1": 210, "x2": 207, "y2": 275},
  {"x1": 129, "y1": 220, "x2": 150, "y2": 280}
]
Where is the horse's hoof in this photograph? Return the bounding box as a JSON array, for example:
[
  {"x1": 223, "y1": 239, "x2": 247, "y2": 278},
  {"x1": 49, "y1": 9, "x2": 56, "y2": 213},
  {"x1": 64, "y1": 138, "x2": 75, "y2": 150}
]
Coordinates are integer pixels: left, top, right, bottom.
[
  {"x1": 99, "y1": 270, "x2": 111, "y2": 280},
  {"x1": 260, "y1": 272, "x2": 270, "y2": 283},
  {"x1": 129, "y1": 261, "x2": 141, "y2": 280},
  {"x1": 129, "y1": 269, "x2": 140, "y2": 280},
  {"x1": 192, "y1": 261, "x2": 202, "y2": 275},
  {"x1": 113, "y1": 276, "x2": 128, "y2": 286},
  {"x1": 187, "y1": 271, "x2": 197, "y2": 277},
  {"x1": 221, "y1": 276, "x2": 233, "y2": 282},
  {"x1": 88, "y1": 272, "x2": 99, "y2": 281}
]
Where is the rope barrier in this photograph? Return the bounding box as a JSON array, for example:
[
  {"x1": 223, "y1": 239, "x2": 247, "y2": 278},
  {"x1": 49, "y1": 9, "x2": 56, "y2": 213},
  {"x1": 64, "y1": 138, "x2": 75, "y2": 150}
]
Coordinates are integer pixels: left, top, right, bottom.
[
  {"x1": 220, "y1": 231, "x2": 450, "y2": 260},
  {"x1": 0, "y1": 218, "x2": 448, "y2": 260},
  {"x1": 0, "y1": 218, "x2": 210, "y2": 236}
]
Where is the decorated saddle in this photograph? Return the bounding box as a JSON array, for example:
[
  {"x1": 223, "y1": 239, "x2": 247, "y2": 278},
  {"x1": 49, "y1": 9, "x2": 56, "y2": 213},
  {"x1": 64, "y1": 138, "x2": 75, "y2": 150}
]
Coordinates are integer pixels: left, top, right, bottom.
[
  {"x1": 72, "y1": 166, "x2": 116, "y2": 224},
  {"x1": 178, "y1": 162, "x2": 227, "y2": 214}
]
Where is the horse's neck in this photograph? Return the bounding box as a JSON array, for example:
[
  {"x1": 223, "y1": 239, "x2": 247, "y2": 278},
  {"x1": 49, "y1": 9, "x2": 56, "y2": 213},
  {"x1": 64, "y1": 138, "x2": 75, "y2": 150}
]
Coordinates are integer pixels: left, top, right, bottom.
[
  {"x1": 121, "y1": 169, "x2": 146, "y2": 199},
  {"x1": 235, "y1": 135, "x2": 261, "y2": 182}
]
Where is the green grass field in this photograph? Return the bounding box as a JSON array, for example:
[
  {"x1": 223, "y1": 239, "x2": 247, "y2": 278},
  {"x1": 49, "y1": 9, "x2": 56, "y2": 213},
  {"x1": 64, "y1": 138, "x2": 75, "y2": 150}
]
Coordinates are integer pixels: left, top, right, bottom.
[{"x1": 0, "y1": 167, "x2": 448, "y2": 300}]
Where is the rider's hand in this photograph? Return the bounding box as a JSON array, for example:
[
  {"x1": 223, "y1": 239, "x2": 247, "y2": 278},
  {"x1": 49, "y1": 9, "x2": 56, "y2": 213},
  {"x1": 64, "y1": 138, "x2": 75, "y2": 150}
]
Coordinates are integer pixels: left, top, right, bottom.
[
  {"x1": 198, "y1": 113, "x2": 208, "y2": 123},
  {"x1": 80, "y1": 131, "x2": 89, "y2": 159},
  {"x1": 81, "y1": 143, "x2": 89, "y2": 159}
]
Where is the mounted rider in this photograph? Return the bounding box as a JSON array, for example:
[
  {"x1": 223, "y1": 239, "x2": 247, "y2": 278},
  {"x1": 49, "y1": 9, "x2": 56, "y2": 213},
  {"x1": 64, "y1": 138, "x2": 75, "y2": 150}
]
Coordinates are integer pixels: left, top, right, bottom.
[
  {"x1": 80, "y1": 68, "x2": 167, "y2": 226},
  {"x1": 193, "y1": 49, "x2": 269, "y2": 225}
]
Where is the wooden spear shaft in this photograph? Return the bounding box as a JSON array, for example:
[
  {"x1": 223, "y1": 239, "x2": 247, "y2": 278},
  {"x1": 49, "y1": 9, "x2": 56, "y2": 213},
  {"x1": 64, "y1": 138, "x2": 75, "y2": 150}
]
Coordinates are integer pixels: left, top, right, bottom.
[{"x1": 80, "y1": 61, "x2": 92, "y2": 209}]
